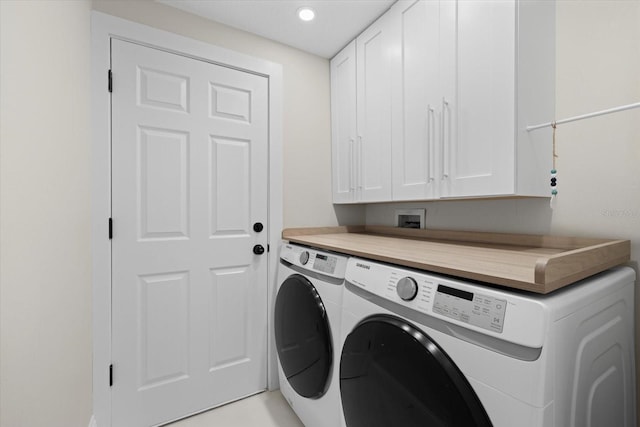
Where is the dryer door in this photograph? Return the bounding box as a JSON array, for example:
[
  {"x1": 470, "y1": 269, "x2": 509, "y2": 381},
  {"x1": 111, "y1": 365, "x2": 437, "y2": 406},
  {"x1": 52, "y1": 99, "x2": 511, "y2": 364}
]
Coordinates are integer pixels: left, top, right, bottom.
[
  {"x1": 274, "y1": 273, "x2": 332, "y2": 399},
  {"x1": 340, "y1": 314, "x2": 493, "y2": 427}
]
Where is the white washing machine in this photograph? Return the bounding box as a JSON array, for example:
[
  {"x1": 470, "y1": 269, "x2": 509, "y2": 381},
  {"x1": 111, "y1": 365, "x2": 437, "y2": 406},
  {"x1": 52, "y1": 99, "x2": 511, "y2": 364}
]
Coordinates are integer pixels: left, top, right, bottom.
[
  {"x1": 274, "y1": 242, "x2": 349, "y2": 427},
  {"x1": 339, "y1": 257, "x2": 636, "y2": 427}
]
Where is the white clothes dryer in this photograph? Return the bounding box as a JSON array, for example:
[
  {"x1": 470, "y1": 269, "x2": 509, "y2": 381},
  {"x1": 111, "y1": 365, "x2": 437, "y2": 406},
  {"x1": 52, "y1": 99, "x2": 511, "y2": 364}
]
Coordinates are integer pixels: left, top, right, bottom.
[
  {"x1": 274, "y1": 242, "x2": 349, "y2": 427},
  {"x1": 339, "y1": 257, "x2": 636, "y2": 427}
]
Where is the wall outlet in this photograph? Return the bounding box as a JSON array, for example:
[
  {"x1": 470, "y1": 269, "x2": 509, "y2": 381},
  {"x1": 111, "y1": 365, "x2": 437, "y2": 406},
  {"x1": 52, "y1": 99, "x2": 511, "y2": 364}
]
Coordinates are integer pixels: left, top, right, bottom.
[{"x1": 395, "y1": 209, "x2": 426, "y2": 229}]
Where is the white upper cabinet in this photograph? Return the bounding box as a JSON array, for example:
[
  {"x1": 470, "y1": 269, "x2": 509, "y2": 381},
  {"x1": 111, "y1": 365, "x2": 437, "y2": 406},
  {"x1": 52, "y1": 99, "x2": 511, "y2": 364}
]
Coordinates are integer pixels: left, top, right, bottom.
[
  {"x1": 445, "y1": 0, "x2": 518, "y2": 197},
  {"x1": 356, "y1": 12, "x2": 394, "y2": 202},
  {"x1": 331, "y1": 40, "x2": 357, "y2": 203},
  {"x1": 331, "y1": 13, "x2": 394, "y2": 204},
  {"x1": 445, "y1": 0, "x2": 555, "y2": 198},
  {"x1": 390, "y1": 0, "x2": 440, "y2": 200},
  {"x1": 331, "y1": 0, "x2": 555, "y2": 203}
]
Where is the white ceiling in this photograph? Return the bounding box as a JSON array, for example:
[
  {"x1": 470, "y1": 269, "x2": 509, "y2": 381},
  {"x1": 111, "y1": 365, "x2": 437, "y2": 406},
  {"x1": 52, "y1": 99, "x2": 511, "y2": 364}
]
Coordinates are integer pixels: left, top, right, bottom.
[{"x1": 156, "y1": 0, "x2": 396, "y2": 58}]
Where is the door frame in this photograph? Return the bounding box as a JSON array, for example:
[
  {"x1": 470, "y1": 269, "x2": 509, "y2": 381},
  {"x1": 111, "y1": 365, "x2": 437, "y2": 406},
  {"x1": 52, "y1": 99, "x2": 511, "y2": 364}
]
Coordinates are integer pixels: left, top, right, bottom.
[{"x1": 91, "y1": 11, "x2": 283, "y2": 427}]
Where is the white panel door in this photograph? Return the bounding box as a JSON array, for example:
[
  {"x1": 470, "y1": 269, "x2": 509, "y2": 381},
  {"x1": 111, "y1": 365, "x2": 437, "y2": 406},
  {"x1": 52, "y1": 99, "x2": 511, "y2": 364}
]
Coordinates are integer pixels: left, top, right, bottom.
[
  {"x1": 331, "y1": 40, "x2": 357, "y2": 204},
  {"x1": 445, "y1": 0, "x2": 516, "y2": 197},
  {"x1": 111, "y1": 39, "x2": 268, "y2": 427},
  {"x1": 356, "y1": 12, "x2": 393, "y2": 202},
  {"x1": 391, "y1": 0, "x2": 440, "y2": 201}
]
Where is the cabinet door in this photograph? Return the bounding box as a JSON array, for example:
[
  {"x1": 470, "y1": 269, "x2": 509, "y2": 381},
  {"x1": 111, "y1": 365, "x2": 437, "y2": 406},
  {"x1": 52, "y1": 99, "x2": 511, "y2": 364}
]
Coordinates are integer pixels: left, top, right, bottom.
[
  {"x1": 331, "y1": 41, "x2": 357, "y2": 203},
  {"x1": 443, "y1": 0, "x2": 517, "y2": 197},
  {"x1": 391, "y1": 0, "x2": 440, "y2": 201},
  {"x1": 357, "y1": 13, "x2": 393, "y2": 202}
]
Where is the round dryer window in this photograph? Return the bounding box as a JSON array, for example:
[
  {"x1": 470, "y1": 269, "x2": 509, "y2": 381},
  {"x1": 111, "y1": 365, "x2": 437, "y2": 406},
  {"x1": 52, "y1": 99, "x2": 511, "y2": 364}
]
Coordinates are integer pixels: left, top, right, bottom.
[
  {"x1": 340, "y1": 314, "x2": 493, "y2": 427},
  {"x1": 274, "y1": 273, "x2": 333, "y2": 399}
]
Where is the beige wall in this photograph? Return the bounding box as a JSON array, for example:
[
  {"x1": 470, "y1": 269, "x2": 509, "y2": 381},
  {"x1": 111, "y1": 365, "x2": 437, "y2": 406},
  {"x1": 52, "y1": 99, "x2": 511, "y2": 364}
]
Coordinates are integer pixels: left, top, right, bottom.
[
  {"x1": 366, "y1": 0, "x2": 640, "y2": 420},
  {"x1": 92, "y1": 0, "x2": 365, "y2": 229},
  {"x1": 0, "y1": 1, "x2": 93, "y2": 426},
  {"x1": 555, "y1": 3, "x2": 640, "y2": 420}
]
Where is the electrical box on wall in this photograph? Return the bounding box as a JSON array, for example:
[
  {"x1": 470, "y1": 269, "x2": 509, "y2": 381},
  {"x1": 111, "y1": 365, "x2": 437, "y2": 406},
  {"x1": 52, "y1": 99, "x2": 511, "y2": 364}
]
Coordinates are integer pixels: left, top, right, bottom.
[{"x1": 395, "y1": 209, "x2": 426, "y2": 229}]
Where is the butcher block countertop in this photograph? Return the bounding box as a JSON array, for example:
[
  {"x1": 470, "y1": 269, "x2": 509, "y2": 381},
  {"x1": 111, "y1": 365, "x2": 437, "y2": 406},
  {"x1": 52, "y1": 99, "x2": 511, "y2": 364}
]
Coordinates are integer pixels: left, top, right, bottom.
[{"x1": 282, "y1": 225, "x2": 631, "y2": 294}]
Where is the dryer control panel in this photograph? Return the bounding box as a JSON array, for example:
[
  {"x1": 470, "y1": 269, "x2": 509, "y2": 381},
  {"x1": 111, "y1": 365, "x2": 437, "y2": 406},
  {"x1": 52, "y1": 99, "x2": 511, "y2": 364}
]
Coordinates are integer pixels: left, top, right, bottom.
[
  {"x1": 345, "y1": 257, "x2": 547, "y2": 348},
  {"x1": 280, "y1": 243, "x2": 348, "y2": 280}
]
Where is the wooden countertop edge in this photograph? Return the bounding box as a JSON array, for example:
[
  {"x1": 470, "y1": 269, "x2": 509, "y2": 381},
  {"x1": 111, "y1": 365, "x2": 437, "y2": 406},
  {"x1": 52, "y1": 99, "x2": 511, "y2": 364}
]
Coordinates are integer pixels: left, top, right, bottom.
[
  {"x1": 534, "y1": 240, "x2": 631, "y2": 288},
  {"x1": 281, "y1": 226, "x2": 631, "y2": 294},
  {"x1": 282, "y1": 236, "x2": 544, "y2": 293}
]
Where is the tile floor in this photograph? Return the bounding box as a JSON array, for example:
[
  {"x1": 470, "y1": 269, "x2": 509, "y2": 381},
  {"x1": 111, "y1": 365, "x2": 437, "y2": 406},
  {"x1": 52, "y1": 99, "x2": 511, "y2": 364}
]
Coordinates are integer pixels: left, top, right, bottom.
[{"x1": 167, "y1": 390, "x2": 304, "y2": 427}]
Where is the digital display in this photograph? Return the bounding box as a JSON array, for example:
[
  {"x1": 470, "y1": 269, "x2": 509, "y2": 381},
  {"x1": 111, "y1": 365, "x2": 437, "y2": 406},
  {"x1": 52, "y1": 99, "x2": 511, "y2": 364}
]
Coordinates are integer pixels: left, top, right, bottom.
[
  {"x1": 313, "y1": 253, "x2": 337, "y2": 274},
  {"x1": 433, "y1": 285, "x2": 507, "y2": 333},
  {"x1": 437, "y1": 284, "x2": 473, "y2": 301}
]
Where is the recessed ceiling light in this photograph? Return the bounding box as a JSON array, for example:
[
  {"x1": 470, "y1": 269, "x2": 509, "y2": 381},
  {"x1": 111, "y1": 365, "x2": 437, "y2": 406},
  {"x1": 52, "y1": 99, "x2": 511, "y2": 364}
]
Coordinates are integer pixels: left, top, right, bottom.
[{"x1": 297, "y1": 7, "x2": 316, "y2": 22}]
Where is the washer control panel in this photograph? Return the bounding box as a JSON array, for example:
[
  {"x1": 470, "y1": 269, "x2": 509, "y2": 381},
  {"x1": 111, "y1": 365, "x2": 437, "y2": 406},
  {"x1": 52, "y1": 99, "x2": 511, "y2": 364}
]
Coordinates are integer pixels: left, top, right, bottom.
[
  {"x1": 345, "y1": 257, "x2": 548, "y2": 348},
  {"x1": 433, "y1": 285, "x2": 506, "y2": 333}
]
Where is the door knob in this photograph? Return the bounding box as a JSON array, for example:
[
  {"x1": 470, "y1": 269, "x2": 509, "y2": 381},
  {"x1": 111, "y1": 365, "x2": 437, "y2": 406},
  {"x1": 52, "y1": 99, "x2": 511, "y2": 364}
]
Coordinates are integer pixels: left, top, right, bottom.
[
  {"x1": 253, "y1": 222, "x2": 264, "y2": 232},
  {"x1": 253, "y1": 244, "x2": 265, "y2": 255}
]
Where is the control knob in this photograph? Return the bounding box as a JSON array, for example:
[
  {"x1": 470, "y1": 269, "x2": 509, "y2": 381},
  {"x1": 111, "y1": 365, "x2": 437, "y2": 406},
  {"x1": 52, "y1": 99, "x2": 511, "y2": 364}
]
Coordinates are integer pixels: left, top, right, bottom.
[
  {"x1": 299, "y1": 251, "x2": 310, "y2": 265},
  {"x1": 397, "y1": 277, "x2": 418, "y2": 301}
]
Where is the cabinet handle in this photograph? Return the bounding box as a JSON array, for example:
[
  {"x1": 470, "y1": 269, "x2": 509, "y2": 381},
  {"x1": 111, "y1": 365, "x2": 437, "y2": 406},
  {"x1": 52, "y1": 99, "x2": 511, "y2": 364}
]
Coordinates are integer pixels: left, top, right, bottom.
[
  {"x1": 357, "y1": 136, "x2": 363, "y2": 191},
  {"x1": 427, "y1": 106, "x2": 435, "y2": 182},
  {"x1": 441, "y1": 98, "x2": 450, "y2": 180},
  {"x1": 349, "y1": 138, "x2": 355, "y2": 192}
]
